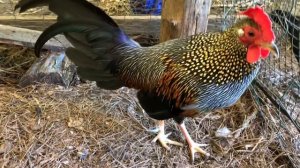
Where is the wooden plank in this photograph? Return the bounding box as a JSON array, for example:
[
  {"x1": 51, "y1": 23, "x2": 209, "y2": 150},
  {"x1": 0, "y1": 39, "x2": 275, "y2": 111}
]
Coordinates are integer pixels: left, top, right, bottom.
[
  {"x1": 0, "y1": 15, "x2": 161, "y2": 20},
  {"x1": 0, "y1": 15, "x2": 222, "y2": 21},
  {"x1": 0, "y1": 24, "x2": 71, "y2": 51}
]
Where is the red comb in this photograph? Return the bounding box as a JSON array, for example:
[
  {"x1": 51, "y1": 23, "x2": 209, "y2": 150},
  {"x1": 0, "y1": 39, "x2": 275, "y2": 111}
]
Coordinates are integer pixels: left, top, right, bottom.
[{"x1": 240, "y1": 6, "x2": 275, "y2": 42}]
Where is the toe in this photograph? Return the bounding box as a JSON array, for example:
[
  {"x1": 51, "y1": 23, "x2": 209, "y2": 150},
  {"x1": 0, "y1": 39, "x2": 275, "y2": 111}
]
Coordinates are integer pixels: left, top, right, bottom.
[
  {"x1": 152, "y1": 131, "x2": 183, "y2": 149},
  {"x1": 194, "y1": 146, "x2": 210, "y2": 157},
  {"x1": 188, "y1": 143, "x2": 211, "y2": 162},
  {"x1": 166, "y1": 139, "x2": 183, "y2": 146},
  {"x1": 190, "y1": 148, "x2": 196, "y2": 163},
  {"x1": 151, "y1": 134, "x2": 160, "y2": 143},
  {"x1": 159, "y1": 140, "x2": 170, "y2": 150},
  {"x1": 195, "y1": 143, "x2": 209, "y2": 147}
]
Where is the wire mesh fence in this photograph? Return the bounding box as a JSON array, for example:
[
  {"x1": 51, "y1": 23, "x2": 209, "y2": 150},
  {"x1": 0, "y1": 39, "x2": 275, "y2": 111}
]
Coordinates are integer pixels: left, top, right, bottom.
[
  {"x1": 217, "y1": 0, "x2": 300, "y2": 166},
  {"x1": 217, "y1": 1, "x2": 300, "y2": 121}
]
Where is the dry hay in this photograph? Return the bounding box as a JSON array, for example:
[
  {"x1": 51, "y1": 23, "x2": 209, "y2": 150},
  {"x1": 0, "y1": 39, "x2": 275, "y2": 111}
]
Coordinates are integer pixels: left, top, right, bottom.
[
  {"x1": 0, "y1": 0, "x2": 133, "y2": 16},
  {"x1": 1, "y1": 83, "x2": 299, "y2": 168},
  {"x1": 98, "y1": 0, "x2": 133, "y2": 15},
  {"x1": 0, "y1": 44, "x2": 36, "y2": 85},
  {"x1": 0, "y1": 46, "x2": 299, "y2": 167}
]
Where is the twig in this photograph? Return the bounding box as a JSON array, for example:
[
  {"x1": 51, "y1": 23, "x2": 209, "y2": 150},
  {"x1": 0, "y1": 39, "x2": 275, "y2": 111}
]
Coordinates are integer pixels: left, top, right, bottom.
[{"x1": 233, "y1": 110, "x2": 258, "y2": 138}]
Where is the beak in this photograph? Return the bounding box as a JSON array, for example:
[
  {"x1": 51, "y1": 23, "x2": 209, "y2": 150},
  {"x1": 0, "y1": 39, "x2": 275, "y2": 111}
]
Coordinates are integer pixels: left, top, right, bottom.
[{"x1": 261, "y1": 42, "x2": 279, "y2": 57}]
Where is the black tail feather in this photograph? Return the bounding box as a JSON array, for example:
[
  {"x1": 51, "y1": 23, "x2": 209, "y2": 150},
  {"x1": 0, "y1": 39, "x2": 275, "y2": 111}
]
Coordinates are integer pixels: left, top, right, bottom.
[
  {"x1": 34, "y1": 20, "x2": 112, "y2": 56},
  {"x1": 16, "y1": 0, "x2": 118, "y2": 27},
  {"x1": 15, "y1": 0, "x2": 140, "y2": 90},
  {"x1": 15, "y1": 0, "x2": 49, "y2": 12}
]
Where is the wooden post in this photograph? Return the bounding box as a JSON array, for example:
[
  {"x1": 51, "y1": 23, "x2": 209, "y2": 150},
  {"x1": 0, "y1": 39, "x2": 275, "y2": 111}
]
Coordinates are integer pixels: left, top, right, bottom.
[{"x1": 160, "y1": 0, "x2": 212, "y2": 42}]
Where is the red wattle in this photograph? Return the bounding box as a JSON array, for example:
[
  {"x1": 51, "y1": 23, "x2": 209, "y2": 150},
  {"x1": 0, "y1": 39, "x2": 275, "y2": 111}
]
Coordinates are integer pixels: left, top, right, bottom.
[
  {"x1": 261, "y1": 49, "x2": 270, "y2": 58},
  {"x1": 247, "y1": 46, "x2": 260, "y2": 63}
]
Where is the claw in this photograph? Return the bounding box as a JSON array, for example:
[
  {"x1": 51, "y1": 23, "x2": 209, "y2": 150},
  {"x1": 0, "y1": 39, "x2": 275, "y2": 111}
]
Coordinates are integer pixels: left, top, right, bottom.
[
  {"x1": 152, "y1": 131, "x2": 183, "y2": 150},
  {"x1": 188, "y1": 142, "x2": 210, "y2": 162},
  {"x1": 151, "y1": 120, "x2": 183, "y2": 150},
  {"x1": 179, "y1": 122, "x2": 211, "y2": 162}
]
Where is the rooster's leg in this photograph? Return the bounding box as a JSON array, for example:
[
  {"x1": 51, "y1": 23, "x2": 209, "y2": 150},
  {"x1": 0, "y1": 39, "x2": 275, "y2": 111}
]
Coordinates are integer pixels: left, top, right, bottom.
[
  {"x1": 178, "y1": 122, "x2": 210, "y2": 162},
  {"x1": 151, "y1": 120, "x2": 183, "y2": 150}
]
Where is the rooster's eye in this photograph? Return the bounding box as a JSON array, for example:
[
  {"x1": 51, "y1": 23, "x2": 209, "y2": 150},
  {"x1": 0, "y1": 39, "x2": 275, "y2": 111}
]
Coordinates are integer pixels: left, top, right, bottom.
[{"x1": 248, "y1": 31, "x2": 255, "y2": 37}]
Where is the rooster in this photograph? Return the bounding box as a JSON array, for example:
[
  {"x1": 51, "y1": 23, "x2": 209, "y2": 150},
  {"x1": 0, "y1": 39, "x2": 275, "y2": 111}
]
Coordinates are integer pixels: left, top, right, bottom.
[{"x1": 15, "y1": 0, "x2": 278, "y2": 161}]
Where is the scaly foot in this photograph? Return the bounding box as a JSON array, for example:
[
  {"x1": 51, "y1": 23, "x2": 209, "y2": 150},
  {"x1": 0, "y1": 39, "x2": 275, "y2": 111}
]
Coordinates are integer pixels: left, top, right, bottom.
[
  {"x1": 152, "y1": 130, "x2": 183, "y2": 150},
  {"x1": 151, "y1": 120, "x2": 183, "y2": 150},
  {"x1": 187, "y1": 141, "x2": 210, "y2": 162},
  {"x1": 179, "y1": 122, "x2": 211, "y2": 162}
]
